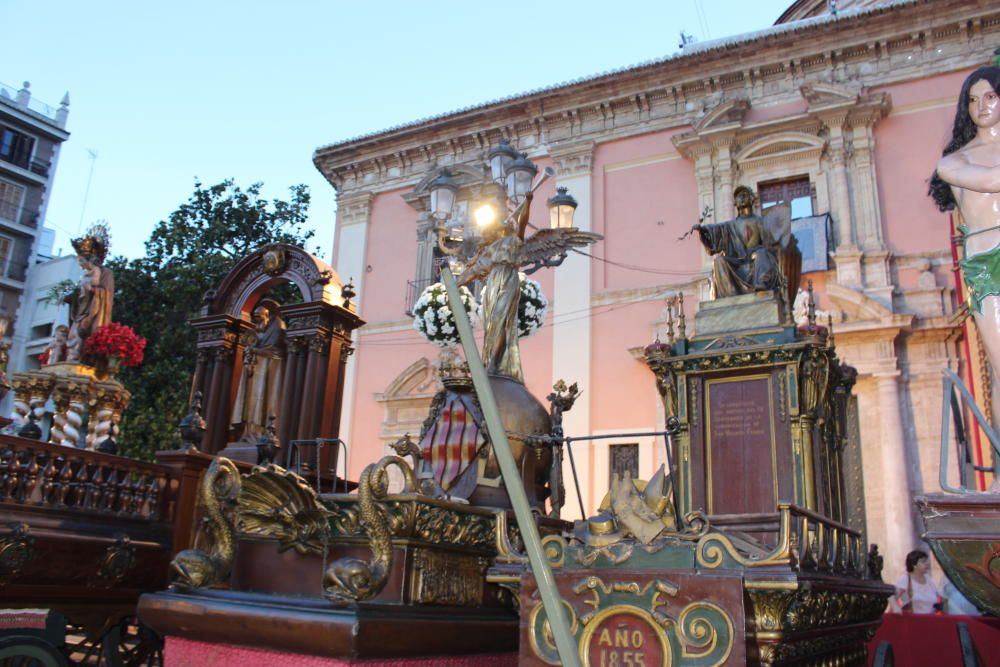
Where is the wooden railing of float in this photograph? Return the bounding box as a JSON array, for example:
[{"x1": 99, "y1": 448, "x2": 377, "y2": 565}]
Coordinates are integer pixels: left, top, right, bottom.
[{"x1": 0, "y1": 435, "x2": 173, "y2": 522}]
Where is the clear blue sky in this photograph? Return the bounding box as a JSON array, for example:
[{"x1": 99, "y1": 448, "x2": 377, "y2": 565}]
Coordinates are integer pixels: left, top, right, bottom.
[{"x1": 6, "y1": 0, "x2": 792, "y2": 263}]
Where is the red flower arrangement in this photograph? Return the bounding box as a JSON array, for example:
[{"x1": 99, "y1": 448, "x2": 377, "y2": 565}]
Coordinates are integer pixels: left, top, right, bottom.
[{"x1": 84, "y1": 322, "x2": 147, "y2": 367}]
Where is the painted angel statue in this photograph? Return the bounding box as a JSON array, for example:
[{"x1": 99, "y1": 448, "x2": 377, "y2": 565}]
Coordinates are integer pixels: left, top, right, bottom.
[{"x1": 455, "y1": 192, "x2": 602, "y2": 383}]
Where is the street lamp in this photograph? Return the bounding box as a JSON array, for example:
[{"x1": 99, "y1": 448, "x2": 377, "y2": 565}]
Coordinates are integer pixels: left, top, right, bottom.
[
  {"x1": 433, "y1": 140, "x2": 578, "y2": 273},
  {"x1": 504, "y1": 153, "x2": 537, "y2": 205},
  {"x1": 428, "y1": 170, "x2": 459, "y2": 221},
  {"x1": 487, "y1": 139, "x2": 518, "y2": 184},
  {"x1": 547, "y1": 187, "x2": 578, "y2": 229}
]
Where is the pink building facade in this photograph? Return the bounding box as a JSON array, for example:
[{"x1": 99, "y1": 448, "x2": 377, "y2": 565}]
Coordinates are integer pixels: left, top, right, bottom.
[{"x1": 314, "y1": 0, "x2": 1000, "y2": 584}]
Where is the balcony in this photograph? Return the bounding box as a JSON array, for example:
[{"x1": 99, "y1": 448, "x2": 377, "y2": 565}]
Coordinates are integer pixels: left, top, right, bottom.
[
  {"x1": 0, "y1": 153, "x2": 50, "y2": 178},
  {"x1": 0, "y1": 202, "x2": 39, "y2": 229},
  {"x1": 404, "y1": 278, "x2": 434, "y2": 317}
]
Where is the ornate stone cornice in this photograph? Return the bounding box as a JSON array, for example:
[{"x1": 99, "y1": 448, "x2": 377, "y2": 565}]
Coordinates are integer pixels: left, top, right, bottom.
[{"x1": 314, "y1": 0, "x2": 997, "y2": 197}]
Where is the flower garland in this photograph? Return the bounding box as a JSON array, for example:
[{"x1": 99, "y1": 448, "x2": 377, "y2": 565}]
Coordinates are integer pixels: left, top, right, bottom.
[
  {"x1": 412, "y1": 283, "x2": 477, "y2": 347},
  {"x1": 517, "y1": 273, "x2": 547, "y2": 338},
  {"x1": 83, "y1": 322, "x2": 147, "y2": 367}
]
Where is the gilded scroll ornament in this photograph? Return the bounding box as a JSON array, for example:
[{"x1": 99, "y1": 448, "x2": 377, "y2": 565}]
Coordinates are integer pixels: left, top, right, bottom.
[
  {"x1": 93, "y1": 533, "x2": 136, "y2": 588},
  {"x1": 0, "y1": 522, "x2": 34, "y2": 585},
  {"x1": 169, "y1": 457, "x2": 240, "y2": 589}
]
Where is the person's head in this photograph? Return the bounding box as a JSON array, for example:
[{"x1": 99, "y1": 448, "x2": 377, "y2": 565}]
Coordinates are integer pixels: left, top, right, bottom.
[
  {"x1": 734, "y1": 186, "x2": 756, "y2": 216},
  {"x1": 53, "y1": 325, "x2": 68, "y2": 343},
  {"x1": 905, "y1": 549, "x2": 930, "y2": 574},
  {"x1": 76, "y1": 254, "x2": 94, "y2": 270},
  {"x1": 930, "y1": 66, "x2": 1000, "y2": 210},
  {"x1": 252, "y1": 305, "x2": 270, "y2": 330}
]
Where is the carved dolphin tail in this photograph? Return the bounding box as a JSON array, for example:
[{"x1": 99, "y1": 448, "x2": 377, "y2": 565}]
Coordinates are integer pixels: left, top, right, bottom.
[
  {"x1": 323, "y1": 456, "x2": 416, "y2": 602},
  {"x1": 169, "y1": 457, "x2": 240, "y2": 589}
]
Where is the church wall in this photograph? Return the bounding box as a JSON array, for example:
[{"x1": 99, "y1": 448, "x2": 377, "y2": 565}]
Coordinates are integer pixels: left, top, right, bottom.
[
  {"x1": 592, "y1": 129, "x2": 701, "y2": 292},
  {"x1": 589, "y1": 299, "x2": 661, "y2": 433},
  {"x1": 348, "y1": 328, "x2": 437, "y2": 479},
  {"x1": 872, "y1": 71, "x2": 968, "y2": 258},
  {"x1": 359, "y1": 187, "x2": 417, "y2": 323}
]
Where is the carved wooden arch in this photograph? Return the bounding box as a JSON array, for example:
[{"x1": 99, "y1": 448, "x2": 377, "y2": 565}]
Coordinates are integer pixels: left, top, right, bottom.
[
  {"x1": 189, "y1": 242, "x2": 364, "y2": 456},
  {"x1": 209, "y1": 243, "x2": 345, "y2": 319}
]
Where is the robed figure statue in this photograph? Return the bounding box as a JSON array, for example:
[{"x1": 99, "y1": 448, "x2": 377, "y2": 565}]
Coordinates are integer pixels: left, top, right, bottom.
[
  {"x1": 65, "y1": 223, "x2": 114, "y2": 363},
  {"x1": 231, "y1": 299, "x2": 286, "y2": 441},
  {"x1": 692, "y1": 186, "x2": 794, "y2": 299}
]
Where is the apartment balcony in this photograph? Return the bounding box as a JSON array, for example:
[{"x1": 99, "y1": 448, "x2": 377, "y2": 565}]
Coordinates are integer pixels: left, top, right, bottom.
[
  {"x1": 0, "y1": 153, "x2": 50, "y2": 178},
  {"x1": 0, "y1": 203, "x2": 38, "y2": 230}
]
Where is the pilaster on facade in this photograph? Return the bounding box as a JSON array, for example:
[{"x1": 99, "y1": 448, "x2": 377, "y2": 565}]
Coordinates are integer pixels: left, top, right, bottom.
[
  {"x1": 549, "y1": 141, "x2": 595, "y2": 179},
  {"x1": 551, "y1": 145, "x2": 595, "y2": 521}
]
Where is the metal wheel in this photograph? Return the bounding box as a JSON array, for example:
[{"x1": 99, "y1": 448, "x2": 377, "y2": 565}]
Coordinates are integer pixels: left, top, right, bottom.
[{"x1": 0, "y1": 635, "x2": 69, "y2": 667}]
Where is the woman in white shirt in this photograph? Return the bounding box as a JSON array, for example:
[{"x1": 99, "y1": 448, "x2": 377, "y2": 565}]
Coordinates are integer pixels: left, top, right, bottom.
[{"x1": 894, "y1": 550, "x2": 944, "y2": 614}]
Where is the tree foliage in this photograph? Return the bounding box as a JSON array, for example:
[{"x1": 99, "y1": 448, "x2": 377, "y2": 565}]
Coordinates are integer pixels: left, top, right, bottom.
[{"x1": 112, "y1": 180, "x2": 314, "y2": 460}]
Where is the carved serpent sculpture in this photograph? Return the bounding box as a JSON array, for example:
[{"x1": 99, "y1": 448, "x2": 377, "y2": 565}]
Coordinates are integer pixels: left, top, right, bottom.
[
  {"x1": 322, "y1": 456, "x2": 416, "y2": 602},
  {"x1": 169, "y1": 457, "x2": 240, "y2": 589}
]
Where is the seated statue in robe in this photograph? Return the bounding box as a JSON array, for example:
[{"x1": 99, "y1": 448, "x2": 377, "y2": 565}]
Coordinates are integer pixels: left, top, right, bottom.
[
  {"x1": 692, "y1": 186, "x2": 789, "y2": 299},
  {"x1": 231, "y1": 299, "x2": 286, "y2": 442}
]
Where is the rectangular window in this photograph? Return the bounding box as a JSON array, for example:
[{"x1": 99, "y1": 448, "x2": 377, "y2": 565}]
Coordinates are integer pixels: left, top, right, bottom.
[
  {"x1": 0, "y1": 126, "x2": 36, "y2": 169},
  {"x1": 609, "y1": 443, "x2": 640, "y2": 487},
  {"x1": 0, "y1": 180, "x2": 25, "y2": 222},
  {"x1": 759, "y1": 176, "x2": 814, "y2": 219},
  {"x1": 0, "y1": 235, "x2": 14, "y2": 278}
]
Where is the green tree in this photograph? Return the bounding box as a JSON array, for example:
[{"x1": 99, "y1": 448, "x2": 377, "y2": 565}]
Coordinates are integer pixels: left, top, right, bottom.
[{"x1": 112, "y1": 179, "x2": 314, "y2": 461}]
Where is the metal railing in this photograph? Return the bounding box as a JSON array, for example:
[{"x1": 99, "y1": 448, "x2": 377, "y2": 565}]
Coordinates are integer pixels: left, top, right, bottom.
[
  {"x1": 939, "y1": 368, "x2": 1000, "y2": 493},
  {"x1": 404, "y1": 278, "x2": 435, "y2": 316},
  {"x1": 0, "y1": 152, "x2": 50, "y2": 177}
]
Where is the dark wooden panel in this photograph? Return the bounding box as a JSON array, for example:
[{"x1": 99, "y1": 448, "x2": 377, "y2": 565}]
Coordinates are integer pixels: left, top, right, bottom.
[{"x1": 706, "y1": 376, "x2": 776, "y2": 515}]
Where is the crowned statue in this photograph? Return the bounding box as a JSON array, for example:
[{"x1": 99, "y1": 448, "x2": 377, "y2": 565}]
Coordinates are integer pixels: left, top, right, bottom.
[
  {"x1": 931, "y1": 64, "x2": 1000, "y2": 423},
  {"x1": 66, "y1": 222, "x2": 114, "y2": 364}
]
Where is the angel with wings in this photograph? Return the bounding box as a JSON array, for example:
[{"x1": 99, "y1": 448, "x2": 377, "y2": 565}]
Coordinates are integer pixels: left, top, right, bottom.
[
  {"x1": 691, "y1": 185, "x2": 796, "y2": 300},
  {"x1": 454, "y1": 191, "x2": 601, "y2": 383}
]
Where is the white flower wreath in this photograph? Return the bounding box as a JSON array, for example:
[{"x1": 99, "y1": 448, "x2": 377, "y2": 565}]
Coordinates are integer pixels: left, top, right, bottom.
[
  {"x1": 517, "y1": 273, "x2": 548, "y2": 338},
  {"x1": 412, "y1": 282, "x2": 477, "y2": 347}
]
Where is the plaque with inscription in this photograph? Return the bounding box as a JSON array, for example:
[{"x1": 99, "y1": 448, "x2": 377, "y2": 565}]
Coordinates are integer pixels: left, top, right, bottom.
[{"x1": 706, "y1": 376, "x2": 776, "y2": 515}]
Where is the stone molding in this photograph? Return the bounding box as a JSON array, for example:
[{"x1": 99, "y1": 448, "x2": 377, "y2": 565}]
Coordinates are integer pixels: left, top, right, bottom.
[
  {"x1": 550, "y1": 142, "x2": 595, "y2": 178},
  {"x1": 315, "y1": 1, "x2": 998, "y2": 197},
  {"x1": 336, "y1": 191, "x2": 373, "y2": 228}
]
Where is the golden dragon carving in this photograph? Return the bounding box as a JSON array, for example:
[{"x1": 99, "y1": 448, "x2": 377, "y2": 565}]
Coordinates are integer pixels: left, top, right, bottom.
[
  {"x1": 169, "y1": 457, "x2": 240, "y2": 589},
  {"x1": 322, "y1": 456, "x2": 416, "y2": 602}
]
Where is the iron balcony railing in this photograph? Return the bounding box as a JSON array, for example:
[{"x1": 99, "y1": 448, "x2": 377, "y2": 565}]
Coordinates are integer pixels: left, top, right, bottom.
[
  {"x1": 405, "y1": 278, "x2": 435, "y2": 317},
  {"x1": 0, "y1": 153, "x2": 50, "y2": 177}
]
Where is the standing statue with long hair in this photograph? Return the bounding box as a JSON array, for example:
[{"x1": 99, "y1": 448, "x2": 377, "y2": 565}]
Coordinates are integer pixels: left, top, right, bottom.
[{"x1": 929, "y1": 65, "x2": 1000, "y2": 419}]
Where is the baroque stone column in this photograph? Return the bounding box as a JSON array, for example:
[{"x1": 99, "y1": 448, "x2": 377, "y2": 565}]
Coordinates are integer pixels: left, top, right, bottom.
[{"x1": 874, "y1": 370, "x2": 917, "y2": 574}]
